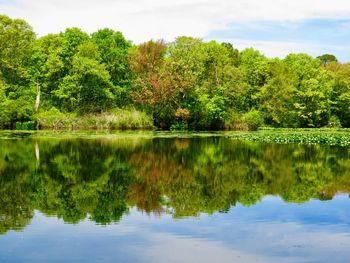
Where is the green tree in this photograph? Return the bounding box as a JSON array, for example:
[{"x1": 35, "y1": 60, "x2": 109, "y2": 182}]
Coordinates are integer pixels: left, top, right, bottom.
[
  {"x1": 29, "y1": 34, "x2": 65, "y2": 112},
  {"x1": 239, "y1": 48, "x2": 269, "y2": 111},
  {"x1": 259, "y1": 59, "x2": 297, "y2": 126},
  {"x1": 193, "y1": 41, "x2": 244, "y2": 129},
  {"x1": 0, "y1": 14, "x2": 36, "y2": 127},
  {"x1": 326, "y1": 62, "x2": 350, "y2": 127},
  {"x1": 166, "y1": 38, "x2": 244, "y2": 129},
  {"x1": 91, "y1": 29, "x2": 132, "y2": 87},
  {"x1": 54, "y1": 42, "x2": 115, "y2": 113},
  {"x1": 284, "y1": 54, "x2": 332, "y2": 127},
  {"x1": 0, "y1": 78, "x2": 9, "y2": 127},
  {"x1": 92, "y1": 29, "x2": 132, "y2": 106},
  {"x1": 61, "y1": 28, "x2": 89, "y2": 73},
  {"x1": 0, "y1": 14, "x2": 35, "y2": 86},
  {"x1": 221, "y1": 42, "x2": 241, "y2": 67},
  {"x1": 317, "y1": 54, "x2": 338, "y2": 65}
]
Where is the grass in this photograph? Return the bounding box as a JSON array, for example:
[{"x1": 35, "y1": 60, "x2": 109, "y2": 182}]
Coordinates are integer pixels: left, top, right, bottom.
[{"x1": 35, "y1": 108, "x2": 154, "y2": 130}]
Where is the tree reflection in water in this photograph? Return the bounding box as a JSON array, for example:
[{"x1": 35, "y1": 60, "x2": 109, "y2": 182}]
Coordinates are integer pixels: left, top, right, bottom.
[{"x1": 0, "y1": 137, "x2": 349, "y2": 234}]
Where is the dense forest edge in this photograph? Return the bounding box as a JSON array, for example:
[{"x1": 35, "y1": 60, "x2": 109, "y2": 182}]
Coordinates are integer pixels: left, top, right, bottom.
[{"x1": 1, "y1": 14, "x2": 350, "y2": 131}]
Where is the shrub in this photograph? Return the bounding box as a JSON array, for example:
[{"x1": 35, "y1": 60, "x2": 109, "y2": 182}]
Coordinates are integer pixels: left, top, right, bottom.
[
  {"x1": 170, "y1": 121, "x2": 188, "y2": 131},
  {"x1": 35, "y1": 107, "x2": 75, "y2": 129},
  {"x1": 175, "y1": 108, "x2": 190, "y2": 121},
  {"x1": 243, "y1": 110, "x2": 264, "y2": 131},
  {"x1": 225, "y1": 111, "x2": 249, "y2": 131},
  {"x1": 15, "y1": 121, "x2": 35, "y2": 130},
  {"x1": 225, "y1": 110, "x2": 264, "y2": 131},
  {"x1": 326, "y1": 115, "x2": 342, "y2": 128}
]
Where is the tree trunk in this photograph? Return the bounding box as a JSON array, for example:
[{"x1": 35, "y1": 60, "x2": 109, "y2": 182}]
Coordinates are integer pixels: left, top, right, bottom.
[{"x1": 35, "y1": 82, "x2": 40, "y2": 112}]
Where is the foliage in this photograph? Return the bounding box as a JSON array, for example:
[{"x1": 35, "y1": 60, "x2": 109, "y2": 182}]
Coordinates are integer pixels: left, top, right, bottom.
[
  {"x1": 35, "y1": 107, "x2": 153, "y2": 130},
  {"x1": 284, "y1": 54, "x2": 332, "y2": 127},
  {"x1": 225, "y1": 110, "x2": 263, "y2": 131},
  {"x1": 243, "y1": 109, "x2": 264, "y2": 131},
  {"x1": 1, "y1": 14, "x2": 350, "y2": 130},
  {"x1": 91, "y1": 29, "x2": 132, "y2": 106},
  {"x1": 229, "y1": 130, "x2": 350, "y2": 146},
  {"x1": 325, "y1": 62, "x2": 350, "y2": 127},
  {"x1": 317, "y1": 54, "x2": 338, "y2": 65},
  {"x1": 129, "y1": 40, "x2": 182, "y2": 128},
  {"x1": 327, "y1": 115, "x2": 342, "y2": 128},
  {"x1": 225, "y1": 111, "x2": 249, "y2": 130},
  {"x1": 258, "y1": 59, "x2": 296, "y2": 126},
  {"x1": 15, "y1": 121, "x2": 35, "y2": 130},
  {"x1": 0, "y1": 14, "x2": 35, "y2": 86},
  {"x1": 35, "y1": 107, "x2": 74, "y2": 129},
  {"x1": 170, "y1": 121, "x2": 188, "y2": 131},
  {"x1": 0, "y1": 135, "x2": 350, "y2": 233}
]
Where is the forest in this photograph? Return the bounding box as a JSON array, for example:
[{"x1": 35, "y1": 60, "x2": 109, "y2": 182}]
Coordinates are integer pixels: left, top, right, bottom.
[{"x1": 1, "y1": 14, "x2": 350, "y2": 130}]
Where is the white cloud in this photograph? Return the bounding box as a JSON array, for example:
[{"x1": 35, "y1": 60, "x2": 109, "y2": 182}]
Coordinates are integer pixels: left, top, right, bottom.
[{"x1": 1, "y1": 0, "x2": 350, "y2": 42}]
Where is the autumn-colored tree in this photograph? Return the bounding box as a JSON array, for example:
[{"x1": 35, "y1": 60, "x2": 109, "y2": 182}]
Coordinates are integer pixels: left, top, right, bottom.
[{"x1": 129, "y1": 40, "x2": 185, "y2": 128}]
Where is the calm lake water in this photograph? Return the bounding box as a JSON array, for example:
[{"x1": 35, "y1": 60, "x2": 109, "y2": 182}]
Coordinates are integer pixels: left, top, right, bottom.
[{"x1": 1, "y1": 132, "x2": 350, "y2": 262}]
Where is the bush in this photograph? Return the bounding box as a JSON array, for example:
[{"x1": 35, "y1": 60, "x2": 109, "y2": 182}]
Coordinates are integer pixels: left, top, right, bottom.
[
  {"x1": 225, "y1": 110, "x2": 264, "y2": 131},
  {"x1": 225, "y1": 111, "x2": 249, "y2": 131},
  {"x1": 170, "y1": 121, "x2": 188, "y2": 131},
  {"x1": 244, "y1": 110, "x2": 264, "y2": 131},
  {"x1": 35, "y1": 107, "x2": 75, "y2": 129},
  {"x1": 326, "y1": 115, "x2": 342, "y2": 128},
  {"x1": 15, "y1": 121, "x2": 35, "y2": 130}
]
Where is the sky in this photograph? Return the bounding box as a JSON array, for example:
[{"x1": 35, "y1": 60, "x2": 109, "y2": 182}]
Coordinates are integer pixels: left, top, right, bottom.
[{"x1": 1, "y1": 0, "x2": 350, "y2": 61}]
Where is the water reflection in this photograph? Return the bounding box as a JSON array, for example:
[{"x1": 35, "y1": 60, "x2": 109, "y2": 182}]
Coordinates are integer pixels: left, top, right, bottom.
[{"x1": 0, "y1": 136, "x2": 349, "y2": 235}]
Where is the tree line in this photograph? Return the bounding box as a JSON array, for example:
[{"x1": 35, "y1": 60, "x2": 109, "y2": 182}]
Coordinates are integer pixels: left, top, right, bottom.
[{"x1": 0, "y1": 14, "x2": 349, "y2": 130}]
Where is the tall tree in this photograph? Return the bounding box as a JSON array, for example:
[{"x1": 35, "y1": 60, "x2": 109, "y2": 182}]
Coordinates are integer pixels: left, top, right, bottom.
[
  {"x1": 61, "y1": 28, "x2": 89, "y2": 73},
  {"x1": 239, "y1": 48, "x2": 269, "y2": 111},
  {"x1": 221, "y1": 42, "x2": 241, "y2": 67},
  {"x1": 0, "y1": 14, "x2": 36, "y2": 127},
  {"x1": 193, "y1": 41, "x2": 244, "y2": 128},
  {"x1": 0, "y1": 14, "x2": 35, "y2": 85},
  {"x1": 129, "y1": 40, "x2": 179, "y2": 127},
  {"x1": 91, "y1": 29, "x2": 131, "y2": 87},
  {"x1": 325, "y1": 62, "x2": 350, "y2": 127},
  {"x1": 317, "y1": 54, "x2": 338, "y2": 65},
  {"x1": 284, "y1": 54, "x2": 332, "y2": 127},
  {"x1": 91, "y1": 29, "x2": 132, "y2": 106},
  {"x1": 29, "y1": 34, "x2": 65, "y2": 111},
  {"x1": 259, "y1": 59, "x2": 297, "y2": 127},
  {"x1": 54, "y1": 42, "x2": 115, "y2": 113}
]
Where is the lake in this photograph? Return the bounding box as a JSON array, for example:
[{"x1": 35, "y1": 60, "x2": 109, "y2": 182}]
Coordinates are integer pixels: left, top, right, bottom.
[{"x1": 0, "y1": 132, "x2": 350, "y2": 262}]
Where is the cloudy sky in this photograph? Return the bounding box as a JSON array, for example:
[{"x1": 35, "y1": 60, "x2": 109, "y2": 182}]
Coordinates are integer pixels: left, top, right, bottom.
[{"x1": 1, "y1": 0, "x2": 350, "y2": 61}]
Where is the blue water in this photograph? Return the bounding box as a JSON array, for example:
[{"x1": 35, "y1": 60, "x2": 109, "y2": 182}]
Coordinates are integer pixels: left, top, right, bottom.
[
  {"x1": 0, "y1": 134, "x2": 349, "y2": 262},
  {"x1": 1, "y1": 196, "x2": 349, "y2": 263}
]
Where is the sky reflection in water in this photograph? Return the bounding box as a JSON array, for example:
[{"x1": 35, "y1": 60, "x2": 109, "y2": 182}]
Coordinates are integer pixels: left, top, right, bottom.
[
  {"x1": 0, "y1": 135, "x2": 350, "y2": 262},
  {"x1": 1, "y1": 197, "x2": 350, "y2": 263}
]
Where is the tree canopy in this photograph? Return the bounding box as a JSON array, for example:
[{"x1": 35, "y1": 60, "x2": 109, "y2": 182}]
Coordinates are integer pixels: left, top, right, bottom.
[{"x1": 0, "y1": 14, "x2": 349, "y2": 130}]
